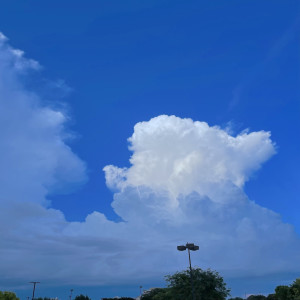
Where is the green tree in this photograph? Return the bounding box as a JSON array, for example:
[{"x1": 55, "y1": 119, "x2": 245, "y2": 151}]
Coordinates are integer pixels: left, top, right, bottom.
[
  {"x1": 275, "y1": 285, "x2": 290, "y2": 300},
  {"x1": 141, "y1": 288, "x2": 172, "y2": 300},
  {"x1": 165, "y1": 268, "x2": 230, "y2": 300},
  {"x1": 266, "y1": 294, "x2": 277, "y2": 300},
  {"x1": 0, "y1": 291, "x2": 20, "y2": 300},
  {"x1": 102, "y1": 298, "x2": 135, "y2": 300},
  {"x1": 247, "y1": 295, "x2": 267, "y2": 300},
  {"x1": 289, "y1": 279, "x2": 300, "y2": 300},
  {"x1": 228, "y1": 297, "x2": 244, "y2": 300},
  {"x1": 74, "y1": 295, "x2": 91, "y2": 300}
]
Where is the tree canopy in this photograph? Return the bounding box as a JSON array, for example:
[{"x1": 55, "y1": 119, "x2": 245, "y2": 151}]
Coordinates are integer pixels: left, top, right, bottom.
[
  {"x1": 74, "y1": 295, "x2": 91, "y2": 300},
  {"x1": 102, "y1": 298, "x2": 135, "y2": 300},
  {"x1": 290, "y1": 279, "x2": 300, "y2": 300},
  {"x1": 247, "y1": 296, "x2": 266, "y2": 300},
  {"x1": 141, "y1": 267, "x2": 230, "y2": 300},
  {"x1": 169, "y1": 268, "x2": 230, "y2": 300},
  {"x1": 272, "y1": 279, "x2": 300, "y2": 300},
  {"x1": 0, "y1": 292, "x2": 19, "y2": 300},
  {"x1": 141, "y1": 288, "x2": 172, "y2": 300}
]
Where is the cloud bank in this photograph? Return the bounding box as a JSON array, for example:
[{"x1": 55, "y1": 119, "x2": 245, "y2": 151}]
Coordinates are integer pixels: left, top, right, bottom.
[
  {"x1": 0, "y1": 33, "x2": 299, "y2": 290},
  {"x1": 0, "y1": 33, "x2": 87, "y2": 206}
]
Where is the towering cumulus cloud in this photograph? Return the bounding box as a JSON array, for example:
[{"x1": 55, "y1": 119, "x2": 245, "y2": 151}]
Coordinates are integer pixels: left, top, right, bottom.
[
  {"x1": 103, "y1": 116, "x2": 300, "y2": 278},
  {"x1": 0, "y1": 33, "x2": 299, "y2": 290}
]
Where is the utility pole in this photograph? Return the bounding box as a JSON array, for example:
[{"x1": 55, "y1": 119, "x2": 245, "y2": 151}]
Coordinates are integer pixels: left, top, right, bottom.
[
  {"x1": 29, "y1": 282, "x2": 40, "y2": 300},
  {"x1": 69, "y1": 289, "x2": 73, "y2": 300},
  {"x1": 139, "y1": 286, "x2": 143, "y2": 298}
]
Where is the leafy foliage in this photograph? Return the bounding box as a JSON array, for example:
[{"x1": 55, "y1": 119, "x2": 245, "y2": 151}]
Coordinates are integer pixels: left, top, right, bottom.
[
  {"x1": 140, "y1": 275, "x2": 300, "y2": 300},
  {"x1": 247, "y1": 295, "x2": 267, "y2": 300},
  {"x1": 241, "y1": 278, "x2": 300, "y2": 300},
  {"x1": 141, "y1": 288, "x2": 172, "y2": 300},
  {"x1": 0, "y1": 292, "x2": 20, "y2": 300},
  {"x1": 290, "y1": 279, "x2": 300, "y2": 300},
  {"x1": 166, "y1": 268, "x2": 230, "y2": 300},
  {"x1": 74, "y1": 295, "x2": 91, "y2": 300},
  {"x1": 141, "y1": 268, "x2": 230, "y2": 300},
  {"x1": 102, "y1": 298, "x2": 135, "y2": 300},
  {"x1": 275, "y1": 285, "x2": 291, "y2": 300}
]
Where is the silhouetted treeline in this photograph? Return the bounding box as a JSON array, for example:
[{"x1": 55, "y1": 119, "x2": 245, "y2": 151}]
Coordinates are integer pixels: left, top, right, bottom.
[
  {"x1": 228, "y1": 278, "x2": 300, "y2": 300},
  {"x1": 74, "y1": 295, "x2": 91, "y2": 300},
  {"x1": 101, "y1": 298, "x2": 135, "y2": 300},
  {"x1": 1, "y1": 276, "x2": 299, "y2": 300}
]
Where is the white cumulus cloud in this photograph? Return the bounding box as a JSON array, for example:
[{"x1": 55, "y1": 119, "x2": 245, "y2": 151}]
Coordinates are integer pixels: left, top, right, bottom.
[{"x1": 103, "y1": 116, "x2": 300, "y2": 280}]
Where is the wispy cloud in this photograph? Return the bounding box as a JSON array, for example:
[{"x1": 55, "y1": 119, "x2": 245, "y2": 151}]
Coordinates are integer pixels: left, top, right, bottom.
[{"x1": 229, "y1": 15, "x2": 300, "y2": 110}]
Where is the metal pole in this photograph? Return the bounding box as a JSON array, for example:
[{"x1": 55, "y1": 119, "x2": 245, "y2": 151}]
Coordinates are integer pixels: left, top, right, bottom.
[
  {"x1": 70, "y1": 289, "x2": 73, "y2": 300},
  {"x1": 139, "y1": 286, "x2": 143, "y2": 298},
  {"x1": 188, "y1": 248, "x2": 196, "y2": 300},
  {"x1": 29, "y1": 282, "x2": 40, "y2": 300},
  {"x1": 188, "y1": 248, "x2": 192, "y2": 271},
  {"x1": 32, "y1": 283, "x2": 36, "y2": 300}
]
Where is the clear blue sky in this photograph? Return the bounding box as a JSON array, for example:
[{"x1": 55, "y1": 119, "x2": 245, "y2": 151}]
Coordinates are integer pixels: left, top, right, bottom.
[{"x1": 0, "y1": 1, "x2": 299, "y2": 299}]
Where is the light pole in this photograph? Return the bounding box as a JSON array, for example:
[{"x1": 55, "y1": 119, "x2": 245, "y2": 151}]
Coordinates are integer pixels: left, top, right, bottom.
[
  {"x1": 69, "y1": 289, "x2": 73, "y2": 300},
  {"x1": 177, "y1": 243, "x2": 199, "y2": 300},
  {"x1": 29, "y1": 282, "x2": 40, "y2": 300},
  {"x1": 139, "y1": 286, "x2": 143, "y2": 298}
]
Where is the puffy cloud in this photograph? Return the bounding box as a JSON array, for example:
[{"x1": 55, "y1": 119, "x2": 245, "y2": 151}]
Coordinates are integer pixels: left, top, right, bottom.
[
  {"x1": 105, "y1": 115, "x2": 276, "y2": 206},
  {"x1": 103, "y1": 116, "x2": 300, "y2": 280},
  {"x1": 0, "y1": 34, "x2": 299, "y2": 293},
  {"x1": 0, "y1": 33, "x2": 87, "y2": 205}
]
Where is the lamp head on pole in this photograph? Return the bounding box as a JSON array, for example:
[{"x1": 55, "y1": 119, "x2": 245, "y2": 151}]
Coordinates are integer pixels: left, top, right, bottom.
[
  {"x1": 177, "y1": 245, "x2": 187, "y2": 251},
  {"x1": 177, "y1": 243, "x2": 199, "y2": 251}
]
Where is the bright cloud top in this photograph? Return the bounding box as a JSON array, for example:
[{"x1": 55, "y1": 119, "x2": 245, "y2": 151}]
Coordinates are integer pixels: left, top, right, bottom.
[
  {"x1": 0, "y1": 34, "x2": 299, "y2": 289},
  {"x1": 105, "y1": 115, "x2": 275, "y2": 202}
]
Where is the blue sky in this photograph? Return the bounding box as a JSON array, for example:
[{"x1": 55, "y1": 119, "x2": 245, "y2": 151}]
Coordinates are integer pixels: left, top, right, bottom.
[{"x1": 0, "y1": 1, "x2": 299, "y2": 299}]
